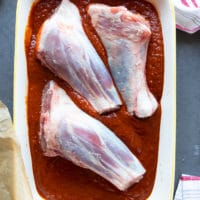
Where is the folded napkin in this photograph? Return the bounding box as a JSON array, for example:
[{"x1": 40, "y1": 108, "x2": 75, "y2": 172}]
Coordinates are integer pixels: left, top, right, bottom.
[
  {"x1": 175, "y1": 0, "x2": 200, "y2": 33},
  {"x1": 174, "y1": 174, "x2": 200, "y2": 200}
]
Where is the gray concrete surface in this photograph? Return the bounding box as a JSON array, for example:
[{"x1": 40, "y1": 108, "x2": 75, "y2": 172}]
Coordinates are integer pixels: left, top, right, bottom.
[
  {"x1": 0, "y1": 0, "x2": 16, "y2": 114},
  {"x1": 0, "y1": 0, "x2": 200, "y2": 198},
  {"x1": 176, "y1": 30, "x2": 200, "y2": 187}
]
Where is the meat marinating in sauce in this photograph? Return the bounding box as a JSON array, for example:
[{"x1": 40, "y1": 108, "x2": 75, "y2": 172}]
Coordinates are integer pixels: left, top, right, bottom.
[
  {"x1": 88, "y1": 4, "x2": 158, "y2": 118},
  {"x1": 36, "y1": 0, "x2": 122, "y2": 114},
  {"x1": 26, "y1": 0, "x2": 164, "y2": 199},
  {"x1": 40, "y1": 80, "x2": 146, "y2": 191}
]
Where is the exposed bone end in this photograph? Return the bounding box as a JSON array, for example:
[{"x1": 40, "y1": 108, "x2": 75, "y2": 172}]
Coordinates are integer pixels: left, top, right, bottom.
[
  {"x1": 117, "y1": 174, "x2": 144, "y2": 191},
  {"x1": 113, "y1": 152, "x2": 146, "y2": 191},
  {"x1": 134, "y1": 89, "x2": 158, "y2": 118}
]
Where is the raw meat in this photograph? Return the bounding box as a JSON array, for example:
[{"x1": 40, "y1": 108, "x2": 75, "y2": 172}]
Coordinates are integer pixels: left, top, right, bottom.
[
  {"x1": 36, "y1": 0, "x2": 121, "y2": 114},
  {"x1": 39, "y1": 80, "x2": 145, "y2": 191},
  {"x1": 88, "y1": 4, "x2": 158, "y2": 118}
]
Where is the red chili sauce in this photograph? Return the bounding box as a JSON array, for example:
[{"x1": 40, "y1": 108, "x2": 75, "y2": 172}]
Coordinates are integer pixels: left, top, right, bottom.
[{"x1": 26, "y1": 0, "x2": 164, "y2": 199}]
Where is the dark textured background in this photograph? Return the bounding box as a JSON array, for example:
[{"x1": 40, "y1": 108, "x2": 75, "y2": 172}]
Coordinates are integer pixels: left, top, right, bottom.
[{"x1": 0, "y1": 0, "x2": 200, "y2": 197}]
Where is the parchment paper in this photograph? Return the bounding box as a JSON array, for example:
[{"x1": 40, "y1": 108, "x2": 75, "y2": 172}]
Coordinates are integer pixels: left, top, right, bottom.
[{"x1": 0, "y1": 101, "x2": 33, "y2": 200}]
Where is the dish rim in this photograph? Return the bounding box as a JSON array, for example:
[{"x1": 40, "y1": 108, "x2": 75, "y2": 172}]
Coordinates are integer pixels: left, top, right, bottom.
[{"x1": 13, "y1": 0, "x2": 176, "y2": 199}]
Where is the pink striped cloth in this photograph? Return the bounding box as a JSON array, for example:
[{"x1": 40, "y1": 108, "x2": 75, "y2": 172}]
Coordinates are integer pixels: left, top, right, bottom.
[
  {"x1": 174, "y1": 174, "x2": 200, "y2": 200},
  {"x1": 175, "y1": 0, "x2": 200, "y2": 33}
]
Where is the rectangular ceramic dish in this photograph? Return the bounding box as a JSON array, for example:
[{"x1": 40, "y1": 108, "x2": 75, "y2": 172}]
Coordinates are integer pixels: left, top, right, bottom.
[{"x1": 13, "y1": 0, "x2": 176, "y2": 199}]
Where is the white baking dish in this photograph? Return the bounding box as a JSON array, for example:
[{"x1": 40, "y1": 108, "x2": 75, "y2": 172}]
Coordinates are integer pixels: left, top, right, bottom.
[{"x1": 13, "y1": 0, "x2": 176, "y2": 199}]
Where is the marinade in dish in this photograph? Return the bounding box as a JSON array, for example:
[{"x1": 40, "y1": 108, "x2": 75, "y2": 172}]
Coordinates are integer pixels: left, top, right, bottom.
[{"x1": 25, "y1": 0, "x2": 164, "y2": 199}]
